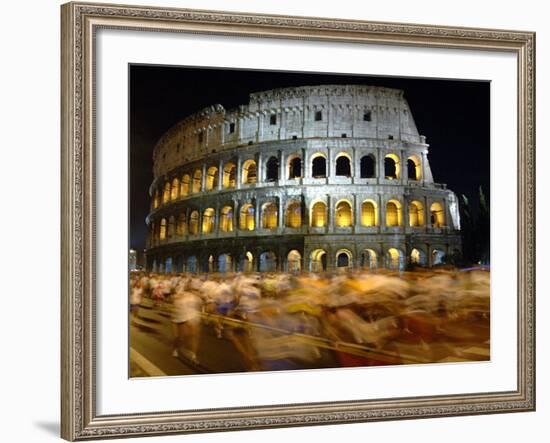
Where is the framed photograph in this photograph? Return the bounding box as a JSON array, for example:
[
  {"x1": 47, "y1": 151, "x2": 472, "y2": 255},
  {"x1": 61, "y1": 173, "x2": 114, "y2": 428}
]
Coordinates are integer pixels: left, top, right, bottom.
[{"x1": 61, "y1": 1, "x2": 535, "y2": 440}]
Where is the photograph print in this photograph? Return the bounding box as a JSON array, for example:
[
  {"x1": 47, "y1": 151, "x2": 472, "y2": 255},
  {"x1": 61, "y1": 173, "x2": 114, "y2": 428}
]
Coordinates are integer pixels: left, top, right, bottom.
[{"x1": 129, "y1": 65, "x2": 490, "y2": 377}]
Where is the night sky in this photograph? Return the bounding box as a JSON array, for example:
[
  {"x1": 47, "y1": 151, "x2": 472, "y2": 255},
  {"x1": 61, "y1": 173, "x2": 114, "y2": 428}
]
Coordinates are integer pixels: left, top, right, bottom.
[{"x1": 130, "y1": 65, "x2": 490, "y2": 251}]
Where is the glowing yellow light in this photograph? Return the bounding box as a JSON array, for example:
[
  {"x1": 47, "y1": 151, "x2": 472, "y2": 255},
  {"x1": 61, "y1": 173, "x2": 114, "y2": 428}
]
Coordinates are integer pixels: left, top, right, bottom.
[
  {"x1": 311, "y1": 201, "x2": 327, "y2": 227},
  {"x1": 336, "y1": 200, "x2": 352, "y2": 227}
]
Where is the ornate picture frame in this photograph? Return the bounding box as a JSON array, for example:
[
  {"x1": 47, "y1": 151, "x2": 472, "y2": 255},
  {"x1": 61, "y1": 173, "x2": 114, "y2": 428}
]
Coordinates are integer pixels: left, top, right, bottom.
[{"x1": 61, "y1": 1, "x2": 535, "y2": 440}]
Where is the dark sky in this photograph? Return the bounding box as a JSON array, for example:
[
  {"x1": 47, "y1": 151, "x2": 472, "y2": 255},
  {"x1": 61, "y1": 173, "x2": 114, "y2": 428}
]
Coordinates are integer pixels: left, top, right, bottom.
[{"x1": 130, "y1": 65, "x2": 490, "y2": 251}]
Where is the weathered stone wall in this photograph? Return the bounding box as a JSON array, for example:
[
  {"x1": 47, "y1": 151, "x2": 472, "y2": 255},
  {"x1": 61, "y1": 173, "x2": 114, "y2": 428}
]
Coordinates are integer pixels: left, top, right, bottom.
[{"x1": 152, "y1": 85, "x2": 424, "y2": 178}]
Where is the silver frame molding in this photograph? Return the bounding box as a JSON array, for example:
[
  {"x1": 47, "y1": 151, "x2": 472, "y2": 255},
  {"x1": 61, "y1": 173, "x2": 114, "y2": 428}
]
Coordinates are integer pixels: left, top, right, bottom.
[{"x1": 61, "y1": 2, "x2": 536, "y2": 440}]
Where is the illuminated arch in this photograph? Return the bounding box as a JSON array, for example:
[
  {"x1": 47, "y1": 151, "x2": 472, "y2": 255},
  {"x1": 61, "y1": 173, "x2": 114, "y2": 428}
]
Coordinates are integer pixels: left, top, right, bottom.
[
  {"x1": 242, "y1": 159, "x2": 257, "y2": 184},
  {"x1": 361, "y1": 249, "x2": 378, "y2": 269},
  {"x1": 285, "y1": 201, "x2": 302, "y2": 228},
  {"x1": 387, "y1": 248, "x2": 404, "y2": 270},
  {"x1": 205, "y1": 166, "x2": 218, "y2": 191},
  {"x1": 407, "y1": 155, "x2": 422, "y2": 181},
  {"x1": 409, "y1": 200, "x2": 425, "y2": 227},
  {"x1": 170, "y1": 178, "x2": 179, "y2": 200},
  {"x1": 361, "y1": 200, "x2": 378, "y2": 226},
  {"x1": 384, "y1": 153, "x2": 401, "y2": 179},
  {"x1": 311, "y1": 201, "x2": 327, "y2": 227},
  {"x1": 180, "y1": 174, "x2": 190, "y2": 197},
  {"x1": 239, "y1": 203, "x2": 255, "y2": 231},
  {"x1": 335, "y1": 199, "x2": 352, "y2": 227},
  {"x1": 192, "y1": 169, "x2": 202, "y2": 193},
  {"x1": 159, "y1": 218, "x2": 167, "y2": 240},
  {"x1": 189, "y1": 211, "x2": 199, "y2": 235},
  {"x1": 242, "y1": 251, "x2": 254, "y2": 273},
  {"x1": 335, "y1": 152, "x2": 352, "y2": 177},
  {"x1": 223, "y1": 162, "x2": 236, "y2": 189},
  {"x1": 262, "y1": 202, "x2": 278, "y2": 229},
  {"x1": 310, "y1": 249, "x2": 327, "y2": 272},
  {"x1": 430, "y1": 202, "x2": 445, "y2": 227},
  {"x1": 311, "y1": 153, "x2": 327, "y2": 178},
  {"x1": 220, "y1": 205, "x2": 234, "y2": 232},
  {"x1": 386, "y1": 199, "x2": 402, "y2": 227},
  {"x1": 410, "y1": 248, "x2": 426, "y2": 266},
  {"x1": 287, "y1": 250, "x2": 302, "y2": 272},
  {"x1": 202, "y1": 208, "x2": 215, "y2": 233}
]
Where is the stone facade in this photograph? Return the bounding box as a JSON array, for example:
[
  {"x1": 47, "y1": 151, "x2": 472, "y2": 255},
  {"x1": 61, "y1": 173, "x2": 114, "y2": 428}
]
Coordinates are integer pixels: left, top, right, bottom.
[{"x1": 145, "y1": 85, "x2": 461, "y2": 273}]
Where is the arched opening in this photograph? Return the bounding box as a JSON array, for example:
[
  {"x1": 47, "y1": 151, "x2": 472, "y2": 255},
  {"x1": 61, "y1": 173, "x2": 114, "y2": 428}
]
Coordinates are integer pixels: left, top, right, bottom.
[
  {"x1": 384, "y1": 154, "x2": 400, "y2": 179},
  {"x1": 202, "y1": 208, "x2": 215, "y2": 233},
  {"x1": 410, "y1": 248, "x2": 426, "y2": 266},
  {"x1": 335, "y1": 154, "x2": 352, "y2": 177},
  {"x1": 163, "y1": 182, "x2": 171, "y2": 204},
  {"x1": 361, "y1": 200, "x2": 378, "y2": 226},
  {"x1": 242, "y1": 159, "x2": 257, "y2": 184},
  {"x1": 285, "y1": 201, "x2": 302, "y2": 228},
  {"x1": 311, "y1": 154, "x2": 327, "y2": 178},
  {"x1": 361, "y1": 249, "x2": 378, "y2": 270},
  {"x1": 360, "y1": 155, "x2": 376, "y2": 178},
  {"x1": 387, "y1": 248, "x2": 404, "y2": 270},
  {"x1": 243, "y1": 251, "x2": 254, "y2": 273},
  {"x1": 171, "y1": 178, "x2": 179, "y2": 200},
  {"x1": 192, "y1": 169, "x2": 202, "y2": 193},
  {"x1": 262, "y1": 202, "x2": 278, "y2": 229},
  {"x1": 189, "y1": 211, "x2": 199, "y2": 235},
  {"x1": 205, "y1": 166, "x2": 218, "y2": 191},
  {"x1": 180, "y1": 174, "x2": 190, "y2": 197},
  {"x1": 335, "y1": 200, "x2": 352, "y2": 227},
  {"x1": 265, "y1": 156, "x2": 279, "y2": 181},
  {"x1": 409, "y1": 200, "x2": 425, "y2": 227},
  {"x1": 407, "y1": 156, "x2": 422, "y2": 180},
  {"x1": 218, "y1": 254, "x2": 233, "y2": 273},
  {"x1": 223, "y1": 162, "x2": 236, "y2": 189},
  {"x1": 239, "y1": 204, "x2": 255, "y2": 231},
  {"x1": 259, "y1": 251, "x2": 277, "y2": 272},
  {"x1": 311, "y1": 201, "x2": 327, "y2": 227},
  {"x1": 430, "y1": 202, "x2": 445, "y2": 227},
  {"x1": 167, "y1": 216, "x2": 176, "y2": 239},
  {"x1": 187, "y1": 256, "x2": 197, "y2": 273},
  {"x1": 288, "y1": 156, "x2": 302, "y2": 179},
  {"x1": 386, "y1": 200, "x2": 402, "y2": 227},
  {"x1": 432, "y1": 249, "x2": 445, "y2": 265},
  {"x1": 165, "y1": 257, "x2": 173, "y2": 274},
  {"x1": 220, "y1": 206, "x2": 234, "y2": 232},
  {"x1": 153, "y1": 191, "x2": 159, "y2": 209},
  {"x1": 176, "y1": 213, "x2": 187, "y2": 236},
  {"x1": 287, "y1": 250, "x2": 301, "y2": 273},
  {"x1": 208, "y1": 255, "x2": 215, "y2": 272},
  {"x1": 336, "y1": 249, "x2": 352, "y2": 269},
  {"x1": 159, "y1": 218, "x2": 167, "y2": 241},
  {"x1": 310, "y1": 249, "x2": 327, "y2": 272}
]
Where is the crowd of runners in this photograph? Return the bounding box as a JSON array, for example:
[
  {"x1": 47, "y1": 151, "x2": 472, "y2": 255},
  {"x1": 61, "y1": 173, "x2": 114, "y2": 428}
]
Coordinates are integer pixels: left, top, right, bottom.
[{"x1": 130, "y1": 268, "x2": 490, "y2": 371}]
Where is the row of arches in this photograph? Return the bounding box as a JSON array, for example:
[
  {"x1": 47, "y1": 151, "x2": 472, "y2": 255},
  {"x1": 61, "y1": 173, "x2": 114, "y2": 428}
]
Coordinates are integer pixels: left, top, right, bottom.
[
  {"x1": 151, "y1": 199, "x2": 446, "y2": 242},
  {"x1": 152, "y1": 152, "x2": 423, "y2": 209},
  {"x1": 150, "y1": 247, "x2": 447, "y2": 274}
]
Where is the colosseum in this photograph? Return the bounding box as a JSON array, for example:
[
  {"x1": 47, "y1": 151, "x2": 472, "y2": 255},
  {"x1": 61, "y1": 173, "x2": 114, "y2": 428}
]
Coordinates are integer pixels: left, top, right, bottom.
[{"x1": 144, "y1": 85, "x2": 461, "y2": 273}]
